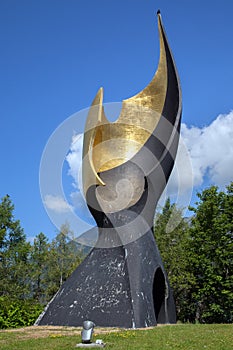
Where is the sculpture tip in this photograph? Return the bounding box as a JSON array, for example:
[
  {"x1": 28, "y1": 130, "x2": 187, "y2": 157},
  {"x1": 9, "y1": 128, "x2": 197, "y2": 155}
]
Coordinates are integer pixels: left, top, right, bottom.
[{"x1": 157, "y1": 9, "x2": 161, "y2": 15}]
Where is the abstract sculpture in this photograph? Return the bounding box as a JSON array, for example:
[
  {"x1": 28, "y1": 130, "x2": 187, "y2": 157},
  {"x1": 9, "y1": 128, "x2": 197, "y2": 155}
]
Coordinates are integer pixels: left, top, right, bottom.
[{"x1": 37, "y1": 11, "x2": 181, "y2": 328}]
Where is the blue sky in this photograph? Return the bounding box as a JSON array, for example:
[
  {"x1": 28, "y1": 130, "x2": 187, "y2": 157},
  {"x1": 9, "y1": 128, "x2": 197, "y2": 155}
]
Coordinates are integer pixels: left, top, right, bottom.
[{"x1": 1, "y1": 0, "x2": 233, "y2": 241}]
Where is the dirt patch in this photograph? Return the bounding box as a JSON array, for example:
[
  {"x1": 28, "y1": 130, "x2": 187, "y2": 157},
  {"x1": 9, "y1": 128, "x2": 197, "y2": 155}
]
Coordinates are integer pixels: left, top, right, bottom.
[
  {"x1": 0, "y1": 325, "x2": 123, "y2": 340},
  {"x1": 0, "y1": 324, "x2": 174, "y2": 340}
]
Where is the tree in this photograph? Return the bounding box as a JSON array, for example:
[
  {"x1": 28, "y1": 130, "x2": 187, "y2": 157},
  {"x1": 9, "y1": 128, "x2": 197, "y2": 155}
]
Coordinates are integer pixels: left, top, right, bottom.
[
  {"x1": 0, "y1": 196, "x2": 85, "y2": 328},
  {"x1": 30, "y1": 232, "x2": 49, "y2": 303},
  {"x1": 45, "y1": 224, "x2": 84, "y2": 300},
  {"x1": 0, "y1": 195, "x2": 25, "y2": 250},
  {"x1": 189, "y1": 184, "x2": 233, "y2": 323},
  {"x1": 154, "y1": 198, "x2": 195, "y2": 322},
  {"x1": 0, "y1": 195, "x2": 30, "y2": 299}
]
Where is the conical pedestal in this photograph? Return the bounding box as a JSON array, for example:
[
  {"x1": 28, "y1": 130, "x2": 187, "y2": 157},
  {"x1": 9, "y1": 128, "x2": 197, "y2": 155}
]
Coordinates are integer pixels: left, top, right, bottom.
[{"x1": 36, "y1": 229, "x2": 176, "y2": 328}]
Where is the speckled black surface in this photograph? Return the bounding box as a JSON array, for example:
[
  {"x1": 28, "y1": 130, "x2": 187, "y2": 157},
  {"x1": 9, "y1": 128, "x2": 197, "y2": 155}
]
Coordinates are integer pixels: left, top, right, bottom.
[{"x1": 37, "y1": 229, "x2": 176, "y2": 327}]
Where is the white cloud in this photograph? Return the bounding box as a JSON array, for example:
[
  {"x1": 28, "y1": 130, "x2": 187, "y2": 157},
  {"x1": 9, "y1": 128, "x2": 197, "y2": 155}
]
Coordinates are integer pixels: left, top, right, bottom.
[
  {"x1": 165, "y1": 136, "x2": 194, "y2": 195},
  {"x1": 44, "y1": 194, "x2": 72, "y2": 213},
  {"x1": 66, "y1": 134, "x2": 95, "y2": 224},
  {"x1": 66, "y1": 133, "x2": 83, "y2": 190},
  {"x1": 180, "y1": 111, "x2": 233, "y2": 188}
]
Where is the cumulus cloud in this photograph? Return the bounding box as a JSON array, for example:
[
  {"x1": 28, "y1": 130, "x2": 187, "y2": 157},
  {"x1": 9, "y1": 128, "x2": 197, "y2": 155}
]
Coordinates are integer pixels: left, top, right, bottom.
[
  {"x1": 66, "y1": 133, "x2": 83, "y2": 190},
  {"x1": 66, "y1": 134, "x2": 95, "y2": 224},
  {"x1": 180, "y1": 111, "x2": 233, "y2": 188},
  {"x1": 44, "y1": 194, "x2": 72, "y2": 213}
]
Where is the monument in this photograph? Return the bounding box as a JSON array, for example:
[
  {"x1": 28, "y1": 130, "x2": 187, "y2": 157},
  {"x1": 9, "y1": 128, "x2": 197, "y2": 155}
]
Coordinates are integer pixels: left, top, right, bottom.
[{"x1": 37, "y1": 11, "x2": 181, "y2": 328}]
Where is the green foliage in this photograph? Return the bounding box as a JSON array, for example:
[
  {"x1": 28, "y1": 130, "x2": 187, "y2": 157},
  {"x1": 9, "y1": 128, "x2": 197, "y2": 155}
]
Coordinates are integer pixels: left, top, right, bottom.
[
  {"x1": 0, "y1": 296, "x2": 43, "y2": 329},
  {"x1": 188, "y1": 184, "x2": 233, "y2": 323},
  {"x1": 0, "y1": 195, "x2": 25, "y2": 249},
  {"x1": 0, "y1": 195, "x2": 31, "y2": 299},
  {"x1": 44, "y1": 224, "x2": 84, "y2": 300},
  {"x1": 154, "y1": 199, "x2": 195, "y2": 322},
  {"x1": 154, "y1": 183, "x2": 233, "y2": 324},
  {"x1": 0, "y1": 196, "x2": 84, "y2": 329},
  {"x1": 30, "y1": 232, "x2": 49, "y2": 303}
]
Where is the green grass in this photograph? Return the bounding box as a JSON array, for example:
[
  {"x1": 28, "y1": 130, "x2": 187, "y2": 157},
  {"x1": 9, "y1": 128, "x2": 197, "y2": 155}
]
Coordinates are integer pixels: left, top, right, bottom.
[{"x1": 0, "y1": 324, "x2": 232, "y2": 350}]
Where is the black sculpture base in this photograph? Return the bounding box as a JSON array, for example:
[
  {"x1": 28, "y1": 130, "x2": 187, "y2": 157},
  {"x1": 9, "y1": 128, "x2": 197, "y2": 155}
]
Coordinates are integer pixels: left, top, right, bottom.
[{"x1": 37, "y1": 230, "x2": 176, "y2": 328}]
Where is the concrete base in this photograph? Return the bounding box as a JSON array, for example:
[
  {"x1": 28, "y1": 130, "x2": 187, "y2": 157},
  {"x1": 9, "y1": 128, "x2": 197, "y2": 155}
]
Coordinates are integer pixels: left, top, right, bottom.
[{"x1": 76, "y1": 342, "x2": 105, "y2": 348}]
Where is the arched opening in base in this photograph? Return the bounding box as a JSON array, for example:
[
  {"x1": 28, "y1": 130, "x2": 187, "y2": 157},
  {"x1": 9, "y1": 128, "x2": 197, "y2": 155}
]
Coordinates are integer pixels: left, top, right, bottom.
[{"x1": 153, "y1": 267, "x2": 166, "y2": 323}]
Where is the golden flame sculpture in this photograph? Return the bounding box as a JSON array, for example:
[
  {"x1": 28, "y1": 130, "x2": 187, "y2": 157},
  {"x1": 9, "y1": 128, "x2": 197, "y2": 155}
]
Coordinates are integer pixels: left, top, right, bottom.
[{"x1": 82, "y1": 12, "x2": 181, "y2": 199}]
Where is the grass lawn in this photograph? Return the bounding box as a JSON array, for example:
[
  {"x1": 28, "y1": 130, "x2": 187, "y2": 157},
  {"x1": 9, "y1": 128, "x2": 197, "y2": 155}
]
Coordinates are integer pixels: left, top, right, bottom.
[{"x1": 0, "y1": 324, "x2": 232, "y2": 350}]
